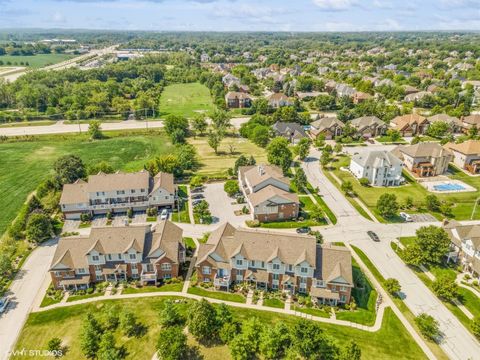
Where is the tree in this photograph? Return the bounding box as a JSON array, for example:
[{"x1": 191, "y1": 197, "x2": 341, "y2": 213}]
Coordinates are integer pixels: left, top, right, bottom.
[
  {"x1": 88, "y1": 161, "x2": 114, "y2": 175},
  {"x1": 293, "y1": 168, "x2": 307, "y2": 191},
  {"x1": 359, "y1": 177, "x2": 370, "y2": 186},
  {"x1": 97, "y1": 332, "x2": 123, "y2": 360},
  {"x1": 159, "y1": 300, "x2": 183, "y2": 327},
  {"x1": 191, "y1": 113, "x2": 208, "y2": 136},
  {"x1": 120, "y1": 310, "x2": 142, "y2": 337},
  {"x1": 415, "y1": 313, "x2": 440, "y2": 341},
  {"x1": 230, "y1": 318, "x2": 264, "y2": 360},
  {"x1": 291, "y1": 319, "x2": 339, "y2": 360},
  {"x1": 471, "y1": 317, "x2": 480, "y2": 340},
  {"x1": 260, "y1": 322, "x2": 292, "y2": 360},
  {"x1": 267, "y1": 137, "x2": 292, "y2": 173},
  {"x1": 376, "y1": 193, "x2": 398, "y2": 218},
  {"x1": 384, "y1": 278, "x2": 401, "y2": 295},
  {"x1": 88, "y1": 120, "x2": 103, "y2": 140},
  {"x1": 80, "y1": 313, "x2": 103, "y2": 359},
  {"x1": 25, "y1": 213, "x2": 52, "y2": 243},
  {"x1": 432, "y1": 275, "x2": 459, "y2": 301},
  {"x1": 224, "y1": 180, "x2": 240, "y2": 197},
  {"x1": 190, "y1": 175, "x2": 205, "y2": 188},
  {"x1": 187, "y1": 299, "x2": 219, "y2": 343},
  {"x1": 296, "y1": 138, "x2": 311, "y2": 160},
  {"x1": 334, "y1": 143, "x2": 343, "y2": 153},
  {"x1": 320, "y1": 150, "x2": 332, "y2": 168},
  {"x1": 164, "y1": 115, "x2": 189, "y2": 143},
  {"x1": 47, "y1": 337, "x2": 63, "y2": 358},
  {"x1": 427, "y1": 121, "x2": 450, "y2": 138},
  {"x1": 425, "y1": 194, "x2": 441, "y2": 212},
  {"x1": 341, "y1": 181, "x2": 353, "y2": 195},
  {"x1": 233, "y1": 155, "x2": 256, "y2": 174},
  {"x1": 210, "y1": 109, "x2": 231, "y2": 130},
  {"x1": 415, "y1": 226, "x2": 450, "y2": 265},
  {"x1": 207, "y1": 130, "x2": 224, "y2": 155},
  {"x1": 386, "y1": 129, "x2": 401, "y2": 142},
  {"x1": 102, "y1": 304, "x2": 120, "y2": 331},
  {"x1": 339, "y1": 340, "x2": 361, "y2": 360},
  {"x1": 251, "y1": 125, "x2": 271, "y2": 148},
  {"x1": 310, "y1": 206, "x2": 325, "y2": 223},
  {"x1": 54, "y1": 155, "x2": 86, "y2": 185},
  {"x1": 0, "y1": 253, "x2": 13, "y2": 276},
  {"x1": 156, "y1": 326, "x2": 187, "y2": 360}
]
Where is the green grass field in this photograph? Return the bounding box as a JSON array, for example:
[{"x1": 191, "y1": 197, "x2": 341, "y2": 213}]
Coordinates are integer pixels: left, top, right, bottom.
[
  {"x1": 171, "y1": 185, "x2": 190, "y2": 223},
  {"x1": 0, "y1": 54, "x2": 75, "y2": 68},
  {"x1": 159, "y1": 82, "x2": 216, "y2": 118},
  {"x1": 188, "y1": 135, "x2": 267, "y2": 176},
  {"x1": 0, "y1": 130, "x2": 175, "y2": 236},
  {"x1": 14, "y1": 296, "x2": 428, "y2": 360}
]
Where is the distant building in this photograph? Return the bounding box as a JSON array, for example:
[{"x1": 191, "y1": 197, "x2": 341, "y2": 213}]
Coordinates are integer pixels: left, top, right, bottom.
[
  {"x1": 309, "y1": 117, "x2": 344, "y2": 140},
  {"x1": 390, "y1": 114, "x2": 429, "y2": 136},
  {"x1": 267, "y1": 93, "x2": 293, "y2": 108},
  {"x1": 225, "y1": 91, "x2": 252, "y2": 108},
  {"x1": 444, "y1": 140, "x2": 480, "y2": 175},
  {"x1": 349, "y1": 116, "x2": 386, "y2": 138},
  {"x1": 272, "y1": 122, "x2": 307, "y2": 144},
  {"x1": 349, "y1": 151, "x2": 404, "y2": 186}
]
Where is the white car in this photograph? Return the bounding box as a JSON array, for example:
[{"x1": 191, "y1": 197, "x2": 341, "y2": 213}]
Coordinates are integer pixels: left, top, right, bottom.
[
  {"x1": 399, "y1": 212, "x2": 413, "y2": 222},
  {"x1": 0, "y1": 297, "x2": 10, "y2": 314},
  {"x1": 160, "y1": 209, "x2": 169, "y2": 220}
]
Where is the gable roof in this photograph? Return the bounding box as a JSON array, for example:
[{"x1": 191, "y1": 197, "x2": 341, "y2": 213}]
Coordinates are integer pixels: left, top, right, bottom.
[
  {"x1": 248, "y1": 185, "x2": 299, "y2": 206},
  {"x1": 352, "y1": 150, "x2": 402, "y2": 168},
  {"x1": 240, "y1": 164, "x2": 289, "y2": 189},
  {"x1": 60, "y1": 179, "x2": 88, "y2": 205},
  {"x1": 272, "y1": 122, "x2": 307, "y2": 138},
  {"x1": 427, "y1": 113, "x2": 461, "y2": 126},
  {"x1": 349, "y1": 116, "x2": 384, "y2": 130},
  {"x1": 310, "y1": 117, "x2": 344, "y2": 133},
  {"x1": 444, "y1": 140, "x2": 480, "y2": 156},
  {"x1": 392, "y1": 142, "x2": 452, "y2": 159},
  {"x1": 152, "y1": 172, "x2": 175, "y2": 194},
  {"x1": 390, "y1": 114, "x2": 427, "y2": 130},
  {"x1": 88, "y1": 170, "x2": 150, "y2": 192},
  {"x1": 314, "y1": 244, "x2": 353, "y2": 285}
]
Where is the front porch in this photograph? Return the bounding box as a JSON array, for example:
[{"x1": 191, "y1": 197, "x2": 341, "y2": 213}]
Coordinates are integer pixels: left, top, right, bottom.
[
  {"x1": 59, "y1": 275, "x2": 91, "y2": 291},
  {"x1": 412, "y1": 162, "x2": 434, "y2": 177},
  {"x1": 310, "y1": 286, "x2": 340, "y2": 306}
]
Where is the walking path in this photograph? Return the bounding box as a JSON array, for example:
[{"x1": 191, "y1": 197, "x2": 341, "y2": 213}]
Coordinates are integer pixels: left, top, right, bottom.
[
  {"x1": 182, "y1": 237, "x2": 200, "y2": 294},
  {"x1": 456, "y1": 273, "x2": 480, "y2": 299}
]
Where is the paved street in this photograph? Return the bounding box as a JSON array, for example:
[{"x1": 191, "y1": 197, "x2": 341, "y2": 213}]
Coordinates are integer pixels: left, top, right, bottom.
[
  {"x1": 0, "y1": 240, "x2": 57, "y2": 360},
  {"x1": 303, "y1": 148, "x2": 480, "y2": 360}
]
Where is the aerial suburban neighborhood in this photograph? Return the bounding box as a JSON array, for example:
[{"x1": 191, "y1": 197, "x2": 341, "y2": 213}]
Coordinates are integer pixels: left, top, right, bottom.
[{"x1": 0, "y1": 1, "x2": 480, "y2": 360}]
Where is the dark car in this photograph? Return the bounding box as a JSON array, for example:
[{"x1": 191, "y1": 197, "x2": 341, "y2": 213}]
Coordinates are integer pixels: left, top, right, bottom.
[
  {"x1": 191, "y1": 186, "x2": 204, "y2": 193},
  {"x1": 296, "y1": 226, "x2": 311, "y2": 234},
  {"x1": 367, "y1": 231, "x2": 380, "y2": 242},
  {"x1": 191, "y1": 193, "x2": 204, "y2": 200}
]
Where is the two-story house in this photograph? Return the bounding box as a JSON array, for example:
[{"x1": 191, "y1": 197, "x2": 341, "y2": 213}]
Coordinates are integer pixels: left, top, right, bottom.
[
  {"x1": 59, "y1": 170, "x2": 175, "y2": 219},
  {"x1": 349, "y1": 116, "x2": 387, "y2": 138},
  {"x1": 267, "y1": 93, "x2": 293, "y2": 108},
  {"x1": 49, "y1": 221, "x2": 185, "y2": 290},
  {"x1": 444, "y1": 140, "x2": 480, "y2": 175},
  {"x1": 238, "y1": 165, "x2": 299, "y2": 222},
  {"x1": 225, "y1": 91, "x2": 252, "y2": 109},
  {"x1": 195, "y1": 223, "x2": 353, "y2": 305},
  {"x1": 272, "y1": 121, "x2": 307, "y2": 144},
  {"x1": 392, "y1": 143, "x2": 453, "y2": 177},
  {"x1": 309, "y1": 117, "x2": 344, "y2": 140},
  {"x1": 390, "y1": 114, "x2": 430, "y2": 136},
  {"x1": 349, "y1": 150, "x2": 404, "y2": 186},
  {"x1": 443, "y1": 220, "x2": 480, "y2": 281}
]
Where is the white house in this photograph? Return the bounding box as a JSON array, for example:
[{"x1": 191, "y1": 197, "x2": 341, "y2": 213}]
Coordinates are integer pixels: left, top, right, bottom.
[{"x1": 349, "y1": 150, "x2": 404, "y2": 186}]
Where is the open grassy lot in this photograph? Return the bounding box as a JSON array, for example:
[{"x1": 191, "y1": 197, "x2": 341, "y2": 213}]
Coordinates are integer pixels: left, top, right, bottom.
[
  {"x1": 14, "y1": 296, "x2": 428, "y2": 360},
  {"x1": 159, "y1": 82, "x2": 215, "y2": 118},
  {"x1": 171, "y1": 185, "x2": 190, "y2": 223},
  {"x1": 122, "y1": 282, "x2": 183, "y2": 294},
  {"x1": 0, "y1": 54, "x2": 75, "y2": 68},
  {"x1": 188, "y1": 135, "x2": 267, "y2": 177},
  {"x1": 187, "y1": 286, "x2": 246, "y2": 303},
  {"x1": 0, "y1": 130, "x2": 175, "y2": 236}
]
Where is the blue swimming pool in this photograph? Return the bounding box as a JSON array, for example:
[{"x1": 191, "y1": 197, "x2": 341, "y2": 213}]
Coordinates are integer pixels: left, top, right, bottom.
[{"x1": 433, "y1": 183, "x2": 466, "y2": 191}]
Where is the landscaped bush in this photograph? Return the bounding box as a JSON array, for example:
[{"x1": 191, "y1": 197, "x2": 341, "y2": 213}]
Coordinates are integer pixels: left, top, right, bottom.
[
  {"x1": 245, "y1": 219, "x2": 260, "y2": 227},
  {"x1": 80, "y1": 213, "x2": 92, "y2": 222}
]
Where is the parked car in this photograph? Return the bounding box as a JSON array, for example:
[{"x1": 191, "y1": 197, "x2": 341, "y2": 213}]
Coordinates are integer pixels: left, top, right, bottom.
[
  {"x1": 191, "y1": 193, "x2": 204, "y2": 199},
  {"x1": 160, "y1": 209, "x2": 169, "y2": 220},
  {"x1": 367, "y1": 231, "x2": 380, "y2": 242},
  {"x1": 192, "y1": 199, "x2": 203, "y2": 206},
  {"x1": 0, "y1": 297, "x2": 10, "y2": 314},
  {"x1": 399, "y1": 212, "x2": 413, "y2": 222},
  {"x1": 296, "y1": 226, "x2": 311, "y2": 234},
  {"x1": 191, "y1": 186, "x2": 204, "y2": 193}
]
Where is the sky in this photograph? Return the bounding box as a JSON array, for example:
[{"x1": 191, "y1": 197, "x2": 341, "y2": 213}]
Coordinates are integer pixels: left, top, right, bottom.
[{"x1": 0, "y1": 0, "x2": 480, "y2": 32}]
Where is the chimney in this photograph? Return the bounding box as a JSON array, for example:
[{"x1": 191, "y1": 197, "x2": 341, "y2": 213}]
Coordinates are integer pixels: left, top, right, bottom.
[{"x1": 258, "y1": 165, "x2": 264, "y2": 176}]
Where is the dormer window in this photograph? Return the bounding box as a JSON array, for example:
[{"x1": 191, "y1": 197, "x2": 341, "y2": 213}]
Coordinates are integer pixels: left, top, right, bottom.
[
  {"x1": 273, "y1": 263, "x2": 280, "y2": 270},
  {"x1": 301, "y1": 267, "x2": 308, "y2": 273},
  {"x1": 129, "y1": 254, "x2": 136, "y2": 260},
  {"x1": 92, "y1": 255, "x2": 99, "y2": 261},
  {"x1": 236, "y1": 259, "x2": 243, "y2": 266}
]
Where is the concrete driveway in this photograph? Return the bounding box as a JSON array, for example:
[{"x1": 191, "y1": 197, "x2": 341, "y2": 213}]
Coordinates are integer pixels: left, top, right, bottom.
[
  {"x1": 0, "y1": 239, "x2": 57, "y2": 360},
  {"x1": 203, "y1": 182, "x2": 250, "y2": 226}
]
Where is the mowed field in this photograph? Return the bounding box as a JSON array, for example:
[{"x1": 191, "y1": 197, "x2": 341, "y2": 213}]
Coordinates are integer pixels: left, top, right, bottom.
[
  {"x1": 188, "y1": 135, "x2": 268, "y2": 176},
  {"x1": 0, "y1": 54, "x2": 75, "y2": 68},
  {"x1": 0, "y1": 131, "x2": 175, "y2": 236},
  {"x1": 159, "y1": 82, "x2": 215, "y2": 118},
  {"x1": 14, "y1": 297, "x2": 427, "y2": 360}
]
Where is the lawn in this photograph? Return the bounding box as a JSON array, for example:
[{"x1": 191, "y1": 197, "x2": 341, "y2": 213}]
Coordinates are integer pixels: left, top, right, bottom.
[
  {"x1": 122, "y1": 282, "x2": 183, "y2": 294},
  {"x1": 0, "y1": 130, "x2": 175, "y2": 236},
  {"x1": 159, "y1": 82, "x2": 215, "y2": 118},
  {"x1": 187, "y1": 286, "x2": 246, "y2": 303},
  {"x1": 15, "y1": 297, "x2": 428, "y2": 360},
  {"x1": 66, "y1": 292, "x2": 104, "y2": 303},
  {"x1": 188, "y1": 135, "x2": 267, "y2": 177},
  {"x1": 0, "y1": 54, "x2": 75, "y2": 68},
  {"x1": 171, "y1": 185, "x2": 191, "y2": 223},
  {"x1": 0, "y1": 120, "x2": 56, "y2": 127},
  {"x1": 292, "y1": 306, "x2": 331, "y2": 318},
  {"x1": 263, "y1": 298, "x2": 284, "y2": 309},
  {"x1": 336, "y1": 262, "x2": 377, "y2": 326}
]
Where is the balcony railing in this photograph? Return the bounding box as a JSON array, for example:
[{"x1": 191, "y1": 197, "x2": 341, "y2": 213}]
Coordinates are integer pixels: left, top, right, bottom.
[
  {"x1": 89, "y1": 200, "x2": 150, "y2": 210},
  {"x1": 141, "y1": 271, "x2": 157, "y2": 281},
  {"x1": 214, "y1": 274, "x2": 231, "y2": 287}
]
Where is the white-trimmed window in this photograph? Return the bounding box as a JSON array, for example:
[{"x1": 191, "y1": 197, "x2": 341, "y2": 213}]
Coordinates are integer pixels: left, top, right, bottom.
[
  {"x1": 272, "y1": 283, "x2": 278, "y2": 290},
  {"x1": 250, "y1": 260, "x2": 255, "y2": 267},
  {"x1": 161, "y1": 263, "x2": 172, "y2": 271},
  {"x1": 129, "y1": 253, "x2": 136, "y2": 260},
  {"x1": 272, "y1": 273, "x2": 279, "y2": 280},
  {"x1": 272, "y1": 263, "x2": 280, "y2": 270},
  {"x1": 340, "y1": 286, "x2": 347, "y2": 291},
  {"x1": 236, "y1": 259, "x2": 243, "y2": 266},
  {"x1": 316, "y1": 280, "x2": 326, "y2": 288},
  {"x1": 202, "y1": 266, "x2": 211, "y2": 275},
  {"x1": 107, "y1": 254, "x2": 112, "y2": 261},
  {"x1": 131, "y1": 268, "x2": 138, "y2": 274},
  {"x1": 94, "y1": 265, "x2": 102, "y2": 271},
  {"x1": 92, "y1": 255, "x2": 100, "y2": 261},
  {"x1": 54, "y1": 271, "x2": 63, "y2": 277},
  {"x1": 77, "y1": 268, "x2": 86, "y2": 274},
  {"x1": 288, "y1": 264, "x2": 293, "y2": 272},
  {"x1": 300, "y1": 267, "x2": 308, "y2": 274},
  {"x1": 299, "y1": 277, "x2": 307, "y2": 284},
  {"x1": 340, "y1": 295, "x2": 347, "y2": 303},
  {"x1": 163, "y1": 273, "x2": 171, "y2": 279}
]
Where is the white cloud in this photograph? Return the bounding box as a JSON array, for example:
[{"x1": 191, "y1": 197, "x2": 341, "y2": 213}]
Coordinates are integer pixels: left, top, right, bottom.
[{"x1": 312, "y1": 0, "x2": 358, "y2": 10}]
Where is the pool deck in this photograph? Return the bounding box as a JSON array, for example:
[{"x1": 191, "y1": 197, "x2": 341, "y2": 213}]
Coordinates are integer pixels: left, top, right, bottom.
[{"x1": 421, "y1": 179, "x2": 477, "y2": 193}]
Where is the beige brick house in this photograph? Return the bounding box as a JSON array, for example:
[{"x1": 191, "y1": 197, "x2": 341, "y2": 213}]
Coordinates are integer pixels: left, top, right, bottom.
[
  {"x1": 59, "y1": 170, "x2": 175, "y2": 220},
  {"x1": 49, "y1": 221, "x2": 185, "y2": 290},
  {"x1": 444, "y1": 140, "x2": 480, "y2": 175},
  {"x1": 195, "y1": 223, "x2": 353, "y2": 305},
  {"x1": 392, "y1": 143, "x2": 453, "y2": 177}
]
